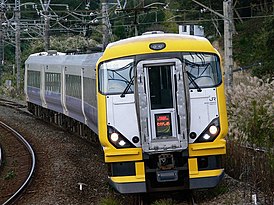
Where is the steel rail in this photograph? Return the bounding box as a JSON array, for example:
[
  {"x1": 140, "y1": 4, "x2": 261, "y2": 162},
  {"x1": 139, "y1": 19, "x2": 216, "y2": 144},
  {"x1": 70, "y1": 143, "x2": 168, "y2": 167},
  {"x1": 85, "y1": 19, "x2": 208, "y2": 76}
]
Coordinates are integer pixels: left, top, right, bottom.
[
  {"x1": 0, "y1": 98, "x2": 27, "y2": 109},
  {"x1": 0, "y1": 121, "x2": 36, "y2": 205},
  {"x1": 0, "y1": 144, "x2": 2, "y2": 168},
  {"x1": 189, "y1": 191, "x2": 197, "y2": 205}
]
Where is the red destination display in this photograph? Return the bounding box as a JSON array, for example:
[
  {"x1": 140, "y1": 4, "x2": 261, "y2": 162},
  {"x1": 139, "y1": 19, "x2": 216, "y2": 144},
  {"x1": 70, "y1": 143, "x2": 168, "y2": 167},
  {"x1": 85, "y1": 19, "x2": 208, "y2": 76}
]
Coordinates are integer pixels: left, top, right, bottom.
[{"x1": 155, "y1": 113, "x2": 172, "y2": 137}]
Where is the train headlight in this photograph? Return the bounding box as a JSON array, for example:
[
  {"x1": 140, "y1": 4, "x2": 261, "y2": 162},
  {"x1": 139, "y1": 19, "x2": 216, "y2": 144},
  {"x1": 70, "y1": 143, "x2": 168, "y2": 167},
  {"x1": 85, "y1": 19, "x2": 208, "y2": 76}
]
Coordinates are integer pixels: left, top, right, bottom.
[
  {"x1": 107, "y1": 126, "x2": 135, "y2": 149},
  {"x1": 110, "y1": 133, "x2": 119, "y2": 142},
  {"x1": 209, "y1": 125, "x2": 218, "y2": 136},
  {"x1": 195, "y1": 118, "x2": 220, "y2": 143}
]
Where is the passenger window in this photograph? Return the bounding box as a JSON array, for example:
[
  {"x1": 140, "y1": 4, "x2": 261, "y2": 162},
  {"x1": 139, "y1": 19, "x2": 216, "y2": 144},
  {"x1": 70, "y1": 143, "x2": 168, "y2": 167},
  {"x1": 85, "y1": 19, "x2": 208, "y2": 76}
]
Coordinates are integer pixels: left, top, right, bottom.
[{"x1": 27, "y1": 70, "x2": 40, "y2": 88}]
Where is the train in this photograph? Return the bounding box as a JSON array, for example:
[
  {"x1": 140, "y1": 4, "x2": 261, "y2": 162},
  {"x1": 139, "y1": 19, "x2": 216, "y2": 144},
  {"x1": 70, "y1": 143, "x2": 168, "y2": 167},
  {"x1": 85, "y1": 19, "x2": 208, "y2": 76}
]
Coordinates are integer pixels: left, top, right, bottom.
[{"x1": 24, "y1": 32, "x2": 228, "y2": 193}]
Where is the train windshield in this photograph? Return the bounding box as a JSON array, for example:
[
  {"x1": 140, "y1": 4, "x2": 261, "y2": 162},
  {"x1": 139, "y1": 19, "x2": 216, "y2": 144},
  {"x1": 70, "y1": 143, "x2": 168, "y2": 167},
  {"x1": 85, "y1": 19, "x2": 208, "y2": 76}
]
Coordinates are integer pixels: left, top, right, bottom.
[
  {"x1": 183, "y1": 53, "x2": 221, "y2": 88},
  {"x1": 99, "y1": 58, "x2": 134, "y2": 95}
]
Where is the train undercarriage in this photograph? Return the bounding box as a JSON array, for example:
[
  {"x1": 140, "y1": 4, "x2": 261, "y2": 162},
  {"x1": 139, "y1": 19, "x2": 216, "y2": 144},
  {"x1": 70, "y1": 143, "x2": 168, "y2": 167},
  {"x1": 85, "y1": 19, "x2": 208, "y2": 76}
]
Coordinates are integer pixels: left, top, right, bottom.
[{"x1": 27, "y1": 102, "x2": 97, "y2": 143}]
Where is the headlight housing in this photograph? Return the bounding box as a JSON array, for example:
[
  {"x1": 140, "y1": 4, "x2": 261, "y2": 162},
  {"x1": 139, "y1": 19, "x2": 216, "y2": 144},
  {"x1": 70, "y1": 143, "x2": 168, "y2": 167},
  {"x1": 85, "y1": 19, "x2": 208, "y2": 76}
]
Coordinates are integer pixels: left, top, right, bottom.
[
  {"x1": 195, "y1": 118, "x2": 220, "y2": 143},
  {"x1": 107, "y1": 126, "x2": 135, "y2": 148}
]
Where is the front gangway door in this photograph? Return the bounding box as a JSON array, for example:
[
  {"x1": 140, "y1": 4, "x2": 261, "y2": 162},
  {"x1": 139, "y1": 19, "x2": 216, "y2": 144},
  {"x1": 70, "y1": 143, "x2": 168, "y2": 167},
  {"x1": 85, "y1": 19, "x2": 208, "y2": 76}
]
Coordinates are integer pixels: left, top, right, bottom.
[{"x1": 136, "y1": 59, "x2": 188, "y2": 153}]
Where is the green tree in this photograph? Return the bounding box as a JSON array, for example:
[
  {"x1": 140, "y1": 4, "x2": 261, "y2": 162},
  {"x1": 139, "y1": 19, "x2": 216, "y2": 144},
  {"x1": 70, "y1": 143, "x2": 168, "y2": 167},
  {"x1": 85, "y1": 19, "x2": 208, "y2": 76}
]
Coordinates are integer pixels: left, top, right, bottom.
[{"x1": 234, "y1": 17, "x2": 274, "y2": 78}]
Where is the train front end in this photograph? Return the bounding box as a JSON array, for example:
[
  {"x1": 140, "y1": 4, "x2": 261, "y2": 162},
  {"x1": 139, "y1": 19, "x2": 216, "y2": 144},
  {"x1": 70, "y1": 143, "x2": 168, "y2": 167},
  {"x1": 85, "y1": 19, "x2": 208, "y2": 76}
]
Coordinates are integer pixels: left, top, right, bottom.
[{"x1": 96, "y1": 33, "x2": 228, "y2": 193}]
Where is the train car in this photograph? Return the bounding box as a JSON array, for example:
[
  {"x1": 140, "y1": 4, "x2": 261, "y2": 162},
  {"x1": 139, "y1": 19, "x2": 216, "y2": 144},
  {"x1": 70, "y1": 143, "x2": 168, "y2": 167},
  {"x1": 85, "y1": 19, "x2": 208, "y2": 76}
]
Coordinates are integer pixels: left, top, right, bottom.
[
  {"x1": 97, "y1": 33, "x2": 228, "y2": 193},
  {"x1": 24, "y1": 32, "x2": 228, "y2": 194},
  {"x1": 25, "y1": 51, "x2": 103, "y2": 135}
]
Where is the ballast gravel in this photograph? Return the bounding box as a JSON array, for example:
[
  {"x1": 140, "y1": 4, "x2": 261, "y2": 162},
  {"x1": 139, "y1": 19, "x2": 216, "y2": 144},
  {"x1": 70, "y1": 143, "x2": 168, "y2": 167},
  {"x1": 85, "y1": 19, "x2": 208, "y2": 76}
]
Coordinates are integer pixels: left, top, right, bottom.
[
  {"x1": 0, "y1": 95, "x2": 264, "y2": 205},
  {"x1": 0, "y1": 98, "x2": 128, "y2": 205}
]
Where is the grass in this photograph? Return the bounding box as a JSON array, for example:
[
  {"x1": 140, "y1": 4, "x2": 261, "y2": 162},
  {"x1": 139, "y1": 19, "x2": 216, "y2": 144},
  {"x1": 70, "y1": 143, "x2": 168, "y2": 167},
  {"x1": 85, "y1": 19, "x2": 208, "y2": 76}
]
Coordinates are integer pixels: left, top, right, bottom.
[
  {"x1": 4, "y1": 170, "x2": 16, "y2": 180},
  {"x1": 225, "y1": 74, "x2": 274, "y2": 203},
  {"x1": 227, "y1": 75, "x2": 274, "y2": 150},
  {"x1": 152, "y1": 199, "x2": 173, "y2": 205},
  {"x1": 99, "y1": 197, "x2": 120, "y2": 205}
]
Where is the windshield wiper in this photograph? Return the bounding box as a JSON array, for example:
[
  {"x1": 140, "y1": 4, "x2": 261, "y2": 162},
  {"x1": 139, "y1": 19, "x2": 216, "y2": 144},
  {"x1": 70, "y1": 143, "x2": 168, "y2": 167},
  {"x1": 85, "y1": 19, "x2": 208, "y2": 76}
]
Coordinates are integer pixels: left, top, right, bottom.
[
  {"x1": 186, "y1": 71, "x2": 202, "y2": 92},
  {"x1": 120, "y1": 76, "x2": 134, "y2": 97},
  {"x1": 108, "y1": 62, "x2": 134, "y2": 81}
]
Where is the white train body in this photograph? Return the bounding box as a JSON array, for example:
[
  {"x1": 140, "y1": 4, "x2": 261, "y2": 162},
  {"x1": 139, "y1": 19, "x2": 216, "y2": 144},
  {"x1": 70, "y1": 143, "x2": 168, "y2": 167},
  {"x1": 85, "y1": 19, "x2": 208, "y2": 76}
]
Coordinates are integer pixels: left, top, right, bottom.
[{"x1": 25, "y1": 52, "x2": 102, "y2": 134}]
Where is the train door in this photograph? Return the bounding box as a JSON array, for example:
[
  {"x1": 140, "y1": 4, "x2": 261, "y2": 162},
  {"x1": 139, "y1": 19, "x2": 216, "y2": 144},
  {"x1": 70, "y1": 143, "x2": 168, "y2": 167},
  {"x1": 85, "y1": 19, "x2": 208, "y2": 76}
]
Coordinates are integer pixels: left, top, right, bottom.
[{"x1": 136, "y1": 59, "x2": 188, "y2": 153}]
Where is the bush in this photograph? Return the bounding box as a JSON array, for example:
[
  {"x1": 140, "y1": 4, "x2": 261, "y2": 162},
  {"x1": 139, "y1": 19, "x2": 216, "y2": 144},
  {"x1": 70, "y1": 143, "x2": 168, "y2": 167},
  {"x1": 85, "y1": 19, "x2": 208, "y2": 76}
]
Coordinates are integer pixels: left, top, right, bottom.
[
  {"x1": 226, "y1": 75, "x2": 274, "y2": 203},
  {"x1": 227, "y1": 76, "x2": 274, "y2": 150}
]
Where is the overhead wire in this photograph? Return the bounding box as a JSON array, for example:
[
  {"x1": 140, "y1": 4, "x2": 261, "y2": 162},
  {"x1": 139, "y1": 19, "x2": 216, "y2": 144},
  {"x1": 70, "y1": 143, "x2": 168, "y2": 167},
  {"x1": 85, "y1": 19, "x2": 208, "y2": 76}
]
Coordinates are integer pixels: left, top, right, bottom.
[
  {"x1": 1, "y1": 0, "x2": 273, "y2": 44},
  {"x1": 110, "y1": 13, "x2": 274, "y2": 29}
]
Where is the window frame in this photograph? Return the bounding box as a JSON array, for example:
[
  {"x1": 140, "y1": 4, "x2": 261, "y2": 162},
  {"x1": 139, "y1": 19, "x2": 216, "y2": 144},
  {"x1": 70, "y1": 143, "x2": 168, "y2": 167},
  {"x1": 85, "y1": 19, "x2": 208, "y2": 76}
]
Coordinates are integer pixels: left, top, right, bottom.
[
  {"x1": 182, "y1": 52, "x2": 222, "y2": 89},
  {"x1": 98, "y1": 57, "x2": 135, "y2": 95}
]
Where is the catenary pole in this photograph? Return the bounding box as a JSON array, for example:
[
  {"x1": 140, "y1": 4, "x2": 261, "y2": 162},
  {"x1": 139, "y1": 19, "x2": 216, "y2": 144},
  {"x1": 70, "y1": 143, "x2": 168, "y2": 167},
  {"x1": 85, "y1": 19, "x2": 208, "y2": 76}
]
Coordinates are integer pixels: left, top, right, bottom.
[
  {"x1": 102, "y1": 0, "x2": 109, "y2": 50},
  {"x1": 15, "y1": 0, "x2": 21, "y2": 93},
  {"x1": 41, "y1": 0, "x2": 51, "y2": 51},
  {"x1": 224, "y1": 0, "x2": 234, "y2": 90},
  {"x1": 192, "y1": 0, "x2": 234, "y2": 91},
  {"x1": 0, "y1": 0, "x2": 5, "y2": 86}
]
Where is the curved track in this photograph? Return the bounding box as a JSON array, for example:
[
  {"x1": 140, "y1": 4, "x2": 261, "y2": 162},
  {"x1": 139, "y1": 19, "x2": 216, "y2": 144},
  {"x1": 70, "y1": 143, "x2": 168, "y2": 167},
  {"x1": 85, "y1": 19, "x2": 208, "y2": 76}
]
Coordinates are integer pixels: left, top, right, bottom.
[
  {"x1": 0, "y1": 121, "x2": 36, "y2": 205},
  {"x1": 0, "y1": 98, "x2": 198, "y2": 205}
]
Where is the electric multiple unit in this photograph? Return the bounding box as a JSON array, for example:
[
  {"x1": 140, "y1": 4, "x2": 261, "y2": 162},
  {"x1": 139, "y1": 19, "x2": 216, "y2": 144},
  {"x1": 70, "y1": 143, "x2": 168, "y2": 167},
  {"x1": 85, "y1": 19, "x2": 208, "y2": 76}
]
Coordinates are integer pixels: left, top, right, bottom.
[
  {"x1": 97, "y1": 33, "x2": 228, "y2": 193},
  {"x1": 25, "y1": 33, "x2": 228, "y2": 193}
]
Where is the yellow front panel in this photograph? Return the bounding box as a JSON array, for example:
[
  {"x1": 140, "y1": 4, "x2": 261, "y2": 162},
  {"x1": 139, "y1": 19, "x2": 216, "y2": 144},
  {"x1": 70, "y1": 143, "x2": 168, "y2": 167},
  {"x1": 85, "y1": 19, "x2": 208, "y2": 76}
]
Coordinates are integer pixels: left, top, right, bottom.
[
  {"x1": 189, "y1": 158, "x2": 224, "y2": 179},
  {"x1": 135, "y1": 162, "x2": 145, "y2": 180},
  {"x1": 100, "y1": 35, "x2": 218, "y2": 63},
  {"x1": 104, "y1": 148, "x2": 143, "y2": 163},
  {"x1": 110, "y1": 162, "x2": 145, "y2": 183},
  {"x1": 189, "y1": 168, "x2": 224, "y2": 179},
  {"x1": 188, "y1": 158, "x2": 198, "y2": 175},
  {"x1": 110, "y1": 176, "x2": 145, "y2": 183},
  {"x1": 97, "y1": 93, "x2": 108, "y2": 147},
  {"x1": 216, "y1": 83, "x2": 228, "y2": 138},
  {"x1": 189, "y1": 139, "x2": 226, "y2": 156}
]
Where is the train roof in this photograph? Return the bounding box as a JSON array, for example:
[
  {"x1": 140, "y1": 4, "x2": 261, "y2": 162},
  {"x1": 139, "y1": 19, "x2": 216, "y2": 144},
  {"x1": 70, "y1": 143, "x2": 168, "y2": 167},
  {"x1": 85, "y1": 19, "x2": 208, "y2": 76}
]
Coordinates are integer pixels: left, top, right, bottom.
[
  {"x1": 25, "y1": 52, "x2": 103, "y2": 68},
  {"x1": 100, "y1": 33, "x2": 218, "y2": 61}
]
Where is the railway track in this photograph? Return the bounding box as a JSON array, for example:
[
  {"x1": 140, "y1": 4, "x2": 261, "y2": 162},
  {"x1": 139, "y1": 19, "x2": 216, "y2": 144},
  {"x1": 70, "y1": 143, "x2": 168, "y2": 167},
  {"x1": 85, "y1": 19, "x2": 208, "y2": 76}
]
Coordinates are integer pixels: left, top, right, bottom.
[
  {"x1": 0, "y1": 98, "x2": 204, "y2": 204},
  {"x1": 189, "y1": 191, "x2": 197, "y2": 205},
  {"x1": 0, "y1": 120, "x2": 36, "y2": 205},
  {"x1": 0, "y1": 98, "x2": 26, "y2": 109},
  {"x1": 133, "y1": 191, "x2": 197, "y2": 205}
]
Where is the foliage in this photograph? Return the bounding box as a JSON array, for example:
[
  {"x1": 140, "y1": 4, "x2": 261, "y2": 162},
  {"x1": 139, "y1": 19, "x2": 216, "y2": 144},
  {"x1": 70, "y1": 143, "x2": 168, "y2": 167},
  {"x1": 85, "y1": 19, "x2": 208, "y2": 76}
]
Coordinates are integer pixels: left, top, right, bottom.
[
  {"x1": 50, "y1": 35, "x2": 100, "y2": 52},
  {"x1": 234, "y1": 17, "x2": 274, "y2": 78},
  {"x1": 20, "y1": 0, "x2": 100, "y2": 11},
  {"x1": 162, "y1": 7, "x2": 180, "y2": 33},
  {"x1": 99, "y1": 197, "x2": 120, "y2": 205},
  {"x1": 227, "y1": 75, "x2": 274, "y2": 150},
  {"x1": 0, "y1": 71, "x2": 18, "y2": 97},
  {"x1": 4, "y1": 170, "x2": 16, "y2": 180},
  {"x1": 113, "y1": 20, "x2": 127, "y2": 40},
  {"x1": 226, "y1": 74, "x2": 274, "y2": 202},
  {"x1": 20, "y1": 35, "x2": 100, "y2": 59},
  {"x1": 2, "y1": 0, "x2": 273, "y2": 93},
  {"x1": 108, "y1": 1, "x2": 274, "y2": 78},
  {"x1": 151, "y1": 199, "x2": 173, "y2": 205}
]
